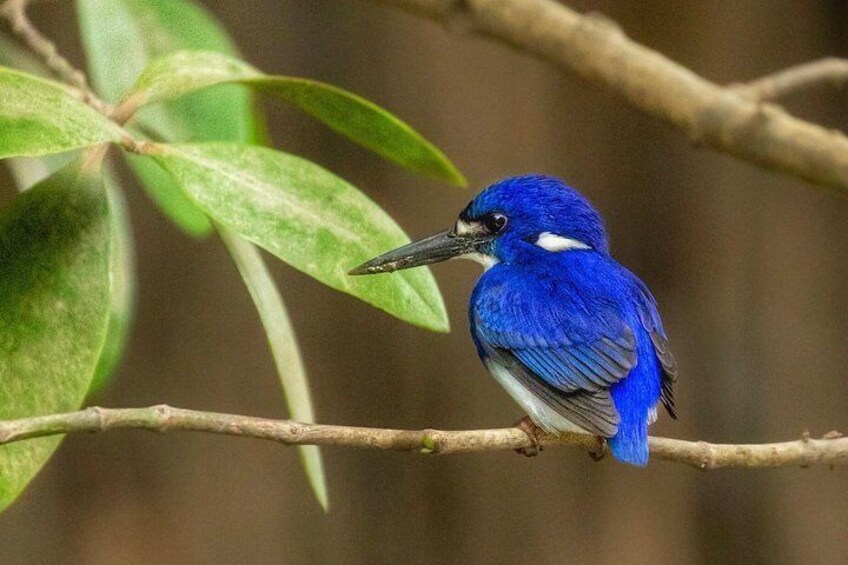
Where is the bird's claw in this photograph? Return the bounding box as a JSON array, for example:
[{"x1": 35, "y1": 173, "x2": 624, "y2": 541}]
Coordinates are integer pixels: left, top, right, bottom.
[
  {"x1": 514, "y1": 416, "x2": 544, "y2": 457},
  {"x1": 588, "y1": 436, "x2": 607, "y2": 462}
]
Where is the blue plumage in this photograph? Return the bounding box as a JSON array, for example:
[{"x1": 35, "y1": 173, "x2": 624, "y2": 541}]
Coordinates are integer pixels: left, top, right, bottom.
[{"x1": 351, "y1": 174, "x2": 676, "y2": 466}]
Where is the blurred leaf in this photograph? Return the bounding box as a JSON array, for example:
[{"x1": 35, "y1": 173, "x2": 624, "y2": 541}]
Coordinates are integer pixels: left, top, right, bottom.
[
  {"x1": 0, "y1": 39, "x2": 80, "y2": 188},
  {"x1": 0, "y1": 66, "x2": 122, "y2": 159},
  {"x1": 77, "y1": 0, "x2": 330, "y2": 507},
  {"x1": 3, "y1": 155, "x2": 134, "y2": 395},
  {"x1": 218, "y1": 227, "x2": 328, "y2": 510},
  {"x1": 124, "y1": 151, "x2": 212, "y2": 237},
  {"x1": 5, "y1": 152, "x2": 79, "y2": 191},
  {"x1": 90, "y1": 166, "x2": 136, "y2": 394},
  {"x1": 0, "y1": 25, "x2": 69, "y2": 184},
  {"x1": 76, "y1": 0, "x2": 259, "y2": 236},
  {"x1": 123, "y1": 50, "x2": 466, "y2": 186},
  {"x1": 0, "y1": 32, "x2": 134, "y2": 381},
  {"x1": 148, "y1": 142, "x2": 449, "y2": 331},
  {"x1": 0, "y1": 156, "x2": 112, "y2": 511}
]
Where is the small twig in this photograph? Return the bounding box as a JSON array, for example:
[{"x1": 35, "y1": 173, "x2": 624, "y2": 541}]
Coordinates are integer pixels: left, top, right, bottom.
[
  {"x1": 0, "y1": 405, "x2": 846, "y2": 470},
  {"x1": 734, "y1": 58, "x2": 848, "y2": 102},
  {"x1": 0, "y1": 0, "x2": 111, "y2": 114}
]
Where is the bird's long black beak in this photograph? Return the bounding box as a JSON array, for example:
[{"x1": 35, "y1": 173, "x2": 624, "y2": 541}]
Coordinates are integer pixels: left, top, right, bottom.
[{"x1": 349, "y1": 229, "x2": 484, "y2": 275}]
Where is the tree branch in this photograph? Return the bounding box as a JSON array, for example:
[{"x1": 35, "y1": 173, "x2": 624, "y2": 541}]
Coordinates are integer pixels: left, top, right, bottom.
[
  {"x1": 733, "y1": 57, "x2": 848, "y2": 101},
  {"x1": 0, "y1": 0, "x2": 111, "y2": 114},
  {"x1": 369, "y1": 0, "x2": 848, "y2": 194},
  {"x1": 1, "y1": 405, "x2": 845, "y2": 470}
]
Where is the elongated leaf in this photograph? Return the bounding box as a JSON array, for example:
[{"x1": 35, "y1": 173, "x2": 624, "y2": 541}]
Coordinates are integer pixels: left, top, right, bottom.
[
  {"x1": 0, "y1": 66, "x2": 122, "y2": 159},
  {"x1": 0, "y1": 34, "x2": 79, "y2": 187},
  {"x1": 0, "y1": 156, "x2": 112, "y2": 510},
  {"x1": 5, "y1": 152, "x2": 78, "y2": 192},
  {"x1": 122, "y1": 50, "x2": 466, "y2": 186},
  {"x1": 90, "y1": 167, "x2": 135, "y2": 393},
  {"x1": 77, "y1": 0, "x2": 329, "y2": 507},
  {"x1": 124, "y1": 151, "x2": 211, "y2": 237},
  {"x1": 218, "y1": 227, "x2": 328, "y2": 510},
  {"x1": 76, "y1": 0, "x2": 259, "y2": 235},
  {"x1": 4, "y1": 156, "x2": 133, "y2": 395},
  {"x1": 147, "y1": 142, "x2": 449, "y2": 331}
]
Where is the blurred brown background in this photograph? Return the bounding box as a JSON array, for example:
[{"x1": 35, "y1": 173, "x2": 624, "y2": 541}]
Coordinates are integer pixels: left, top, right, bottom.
[{"x1": 2, "y1": 1, "x2": 848, "y2": 564}]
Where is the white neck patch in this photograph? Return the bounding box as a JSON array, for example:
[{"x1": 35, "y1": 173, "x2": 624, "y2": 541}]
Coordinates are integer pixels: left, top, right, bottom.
[
  {"x1": 535, "y1": 232, "x2": 591, "y2": 252},
  {"x1": 463, "y1": 252, "x2": 499, "y2": 270}
]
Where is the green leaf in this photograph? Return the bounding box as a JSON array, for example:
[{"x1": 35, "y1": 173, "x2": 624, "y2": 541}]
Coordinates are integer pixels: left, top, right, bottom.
[
  {"x1": 124, "y1": 50, "x2": 261, "y2": 106},
  {"x1": 90, "y1": 167, "x2": 136, "y2": 393},
  {"x1": 3, "y1": 154, "x2": 133, "y2": 395},
  {"x1": 76, "y1": 0, "x2": 259, "y2": 236},
  {"x1": 77, "y1": 0, "x2": 329, "y2": 508},
  {"x1": 124, "y1": 151, "x2": 212, "y2": 237},
  {"x1": 218, "y1": 227, "x2": 328, "y2": 511},
  {"x1": 5, "y1": 152, "x2": 79, "y2": 192},
  {"x1": 0, "y1": 156, "x2": 112, "y2": 510},
  {"x1": 147, "y1": 142, "x2": 449, "y2": 332},
  {"x1": 0, "y1": 66, "x2": 122, "y2": 159},
  {"x1": 122, "y1": 50, "x2": 466, "y2": 186}
]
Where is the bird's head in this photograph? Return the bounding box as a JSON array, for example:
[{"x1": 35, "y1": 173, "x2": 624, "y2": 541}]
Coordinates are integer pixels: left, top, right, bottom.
[{"x1": 349, "y1": 175, "x2": 609, "y2": 275}]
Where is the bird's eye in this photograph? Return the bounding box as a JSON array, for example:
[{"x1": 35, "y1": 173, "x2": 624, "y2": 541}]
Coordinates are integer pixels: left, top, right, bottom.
[{"x1": 482, "y1": 212, "x2": 508, "y2": 235}]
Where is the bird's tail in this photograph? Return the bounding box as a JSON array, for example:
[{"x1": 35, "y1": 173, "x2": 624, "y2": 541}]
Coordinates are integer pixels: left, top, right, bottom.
[{"x1": 608, "y1": 417, "x2": 649, "y2": 466}]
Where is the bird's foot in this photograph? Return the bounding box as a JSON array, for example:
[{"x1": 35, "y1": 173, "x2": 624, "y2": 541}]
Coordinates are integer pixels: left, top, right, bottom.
[
  {"x1": 588, "y1": 436, "x2": 607, "y2": 462},
  {"x1": 514, "y1": 416, "x2": 544, "y2": 457}
]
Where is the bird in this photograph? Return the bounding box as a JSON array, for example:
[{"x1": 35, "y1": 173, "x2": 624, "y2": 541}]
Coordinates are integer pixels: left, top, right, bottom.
[{"x1": 349, "y1": 175, "x2": 676, "y2": 466}]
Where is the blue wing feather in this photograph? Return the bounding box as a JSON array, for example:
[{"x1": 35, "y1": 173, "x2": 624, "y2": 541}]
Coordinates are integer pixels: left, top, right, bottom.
[
  {"x1": 631, "y1": 277, "x2": 678, "y2": 418},
  {"x1": 470, "y1": 255, "x2": 643, "y2": 437},
  {"x1": 470, "y1": 251, "x2": 677, "y2": 458}
]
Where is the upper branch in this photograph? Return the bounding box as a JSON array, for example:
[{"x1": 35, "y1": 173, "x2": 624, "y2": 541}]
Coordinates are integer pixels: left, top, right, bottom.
[
  {"x1": 370, "y1": 0, "x2": 848, "y2": 194},
  {"x1": 0, "y1": 405, "x2": 845, "y2": 470}
]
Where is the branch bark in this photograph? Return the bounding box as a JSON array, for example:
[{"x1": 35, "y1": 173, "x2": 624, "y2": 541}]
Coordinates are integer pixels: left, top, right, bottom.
[
  {"x1": 1, "y1": 405, "x2": 845, "y2": 470},
  {"x1": 370, "y1": 0, "x2": 848, "y2": 194}
]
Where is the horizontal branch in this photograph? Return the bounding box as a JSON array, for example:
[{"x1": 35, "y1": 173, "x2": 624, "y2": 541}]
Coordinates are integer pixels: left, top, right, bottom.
[
  {"x1": 370, "y1": 0, "x2": 848, "y2": 193},
  {"x1": 0, "y1": 405, "x2": 845, "y2": 470}
]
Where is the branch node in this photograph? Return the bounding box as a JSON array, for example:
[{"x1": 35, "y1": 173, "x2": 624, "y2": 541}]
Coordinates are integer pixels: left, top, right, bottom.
[
  {"x1": 420, "y1": 432, "x2": 438, "y2": 454},
  {"x1": 281, "y1": 422, "x2": 304, "y2": 445},
  {"x1": 696, "y1": 441, "x2": 715, "y2": 471},
  {"x1": 151, "y1": 404, "x2": 173, "y2": 432},
  {"x1": 121, "y1": 135, "x2": 154, "y2": 155},
  {"x1": 84, "y1": 406, "x2": 105, "y2": 432}
]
